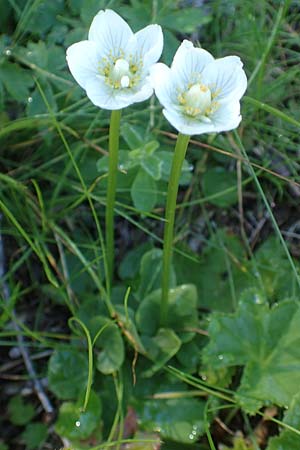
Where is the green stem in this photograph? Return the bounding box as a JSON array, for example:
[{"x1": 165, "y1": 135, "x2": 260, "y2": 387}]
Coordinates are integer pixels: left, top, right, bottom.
[
  {"x1": 161, "y1": 133, "x2": 190, "y2": 326},
  {"x1": 106, "y1": 109, "x2": 122, "y2": 285}
]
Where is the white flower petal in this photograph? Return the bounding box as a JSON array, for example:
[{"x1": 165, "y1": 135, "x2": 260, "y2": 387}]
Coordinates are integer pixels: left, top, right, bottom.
[
  {"x1": 202, "y1": 56, "x2": 247, "y2": 102},
  {"x1": 171, "y1": 39, "x2": 214, "y2": 87},
  {"x1": 85, "y1": 76, "x2": 153, "y2": 110},
  {"x1": 85, "y1": 77, "x2": 117, "y2": 109},
  {"x1": 126, "y1": 79, "x2": 154, "y2": 104},
  {"x1": 163, "y1": 108, "x2": 216, "y2": 135},
  {"x1": 66, "y1": 41, "x2": 100, "y2": 89},
  {"x1": 88, "y1": 9, "x2": 133, "y2": 58},
  {"x1": 134, "y1": 24, "x2": 163, "y2": 68},
  {"x1": 211, "y1": 101, "x2": 242, "y2": 132},
  {"x1": 150, "y1": 63, "x2": 175, "y2": 109}
]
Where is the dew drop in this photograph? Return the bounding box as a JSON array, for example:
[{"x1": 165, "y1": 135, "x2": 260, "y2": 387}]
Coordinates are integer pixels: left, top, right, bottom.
[
  {"x1": 118, "y1": 164, "x2": 124, "y2": 170},
  {"x1": 5, "y1": 49, "x2": 11, "y2": 56},
  {"x1": 75, "y1": 420, "x2": 81, "y2": 427},
  {"x1": 201, "y1": 374, "x2": 207, "y2": 381},
  {"x1": 27, "y1": 97, "x2": 33, "y2": 103},
  {"x1": 189, "y1": 433, "x2": 195, "y2": 440},
  {"x1": 218, "y1": 354, "x2": 224, "y2": 360},
  {"x1": 254, "y1": 295, "x2": 262, "y2": 304}
]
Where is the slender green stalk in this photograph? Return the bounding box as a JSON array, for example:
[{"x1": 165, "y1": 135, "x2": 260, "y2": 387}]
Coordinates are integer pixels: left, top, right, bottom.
[
  {"x1": 68, "y1": 317, "x2": 93, "y2": 412},
  {"x1": 106, "y1": 109, "x2": 122, "y2": 285},
  {"x1": 161, "y1": 133, "x2": 190, "y2": 326}
]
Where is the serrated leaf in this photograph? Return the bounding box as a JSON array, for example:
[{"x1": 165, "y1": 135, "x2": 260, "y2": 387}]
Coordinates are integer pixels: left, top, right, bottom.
[
  {"x1": 55, "y1": 390, "x2": 101, "y2": 440},
  {"x1": 92, "y1": 316, "x2": 124, "y2": 374},
  {"x1": 135, "y1": 397, "x2": 206, "y2": 443},
  {"x1": 25, "y1": 41, "x2": 48, "y2": 68},
  {"x1": 7, "y1": 395, "x2": 35, "y2": 426},
  {"x1": 131, "y1": 169, "x2": 157, "y2": 212},
  {"x1": 203, "y1": 296, "x2": 300, "y2": 413},
  {"x1": 48, "y1": 349, "x2": 88, "y2": 400},
  {"x1": 24, "y1": 0, "x2": 65, "y2": 35},
  {"x1": 68, "y1": 0, "x2": 83, "y2": 15},
  {"x1": 0, "y1": 62, "x2": 33, "y2": 101},
  {"x1": 80, "y1": 0, "x2": 106, "y2": 25},
  {"x1": 266, "y1": 393, "x2": 300, "y2": 449},
  {"x1": 21, "y1": 423, "x2": 47, "y2": 450},
  {"x1": 255, "y1": 237, "x2": 300, "y2": 301},
  {"x1": 26, "y1": 84, "x2": 56, "y2": 116}
]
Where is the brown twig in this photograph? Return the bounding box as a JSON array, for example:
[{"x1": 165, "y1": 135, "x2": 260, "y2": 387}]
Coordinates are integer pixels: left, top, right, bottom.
[{"x1": 157, "y1": 130, "x2": 300, "y2": 189}]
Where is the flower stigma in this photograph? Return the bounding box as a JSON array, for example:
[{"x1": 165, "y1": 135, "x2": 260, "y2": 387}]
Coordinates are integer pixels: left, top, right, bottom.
[
  {"x1": 179, "y1": 83, "x2": 213, "y2": 117},
  {"x1": 100, "y1": 56, "x2": 142, "y2": 90}
]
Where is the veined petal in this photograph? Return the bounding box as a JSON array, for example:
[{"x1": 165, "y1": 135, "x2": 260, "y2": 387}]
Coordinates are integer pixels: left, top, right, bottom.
[
  {"x1": 163, "y1": 108, "x2": 216, "y2": 135},
  {"x1": 135, "y1": 24, "x2": 163, "y2": 68},
  {"x1": 85, "y1": 77, "x2": 128, "y2": 110},
  {"x1": 150, "y1": 63, "x2": 176, "y2": 109},
  {"x1": 171, "y1": 39, "x2": 214, "y2": 87},
  {"x1": 88, "y1": 9, "x2": 133, "y2": 58},
  {"x1": 66, "y1": 40, "x2": 100, "y2": 89},
  {"x1": 85, "y1": 76, "x2": 153, "y2": 110},
  {"x1": 211, "y1": 101, "x2": 242, "y2": 132},
  {"x1": 202, "y1": 56, "x2": 247, "y2": 102},
  {"x1": 125, "y1": 79, "x2": 154, "y2": 104}
]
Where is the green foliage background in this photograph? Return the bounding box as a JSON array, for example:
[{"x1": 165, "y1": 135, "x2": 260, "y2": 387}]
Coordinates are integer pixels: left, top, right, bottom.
[{"x1": 1, "y1": 0, "x2": 300, "y2": 449}]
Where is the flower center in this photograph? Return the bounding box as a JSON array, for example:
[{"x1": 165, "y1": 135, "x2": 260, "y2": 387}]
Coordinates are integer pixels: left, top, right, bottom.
[
  {"x1": 110, "y1": 58, "x2": 131, "y2": 88},
  {"x1": 179, "y1": 83, "x2": 212, "y2": 117},
  {"x1": 100, "y1": 56, "x2": 142, "y2": 90}
]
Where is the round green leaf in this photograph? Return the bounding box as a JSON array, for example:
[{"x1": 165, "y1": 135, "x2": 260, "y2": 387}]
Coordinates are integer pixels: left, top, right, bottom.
[
  {"x1": 131, "y1": 169, "x2": 157, "y2": 212},
  {"x1": 7, "y1": 395, "x2": 35, "y2": 426},
  {"x1": 48, "y1": 349, "x2": 88, "y2": 400},
  {"x1": 92, "y1": 316, "x2": 125, "y2": 374},
  {"x1": 21, "y1": 423, "x2": 47, "y2": 450},
  {"x1": 135, "y1": 398, "x2": 206, "y2": 444},
  {"x1": 136, "y1": 284, "x2": 198, "y2": 339},
  {"x1": 55, "y1": 390, "x2": 102, "y2": 440},
  {"x1": 138, "y1": 248, "x2": 176, "y2": 299}
]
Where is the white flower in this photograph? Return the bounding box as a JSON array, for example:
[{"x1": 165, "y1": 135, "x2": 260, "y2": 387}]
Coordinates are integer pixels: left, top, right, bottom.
[
  {"x1": 66, "y1": 9, "x2": 163, "y2": 110},
  {"x1": 150, "y1": 40, "x2": 247, "y2": 135}
]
